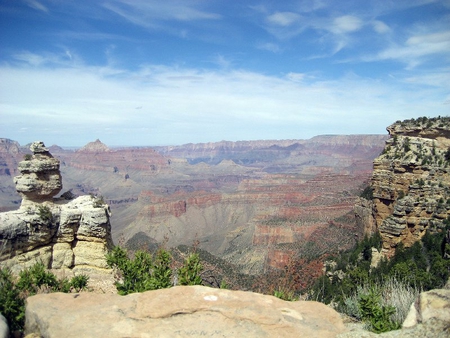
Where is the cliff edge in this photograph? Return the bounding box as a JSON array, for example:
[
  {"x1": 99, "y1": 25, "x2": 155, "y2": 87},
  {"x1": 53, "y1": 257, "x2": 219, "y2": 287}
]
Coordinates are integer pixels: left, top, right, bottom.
[{"x1": 356, "y1": 117, "x2": 450, "y2": 256}]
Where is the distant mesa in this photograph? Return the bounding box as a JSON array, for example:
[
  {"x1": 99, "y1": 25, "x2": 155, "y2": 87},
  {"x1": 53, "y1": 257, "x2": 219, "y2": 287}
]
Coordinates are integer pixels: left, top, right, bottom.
[{"x1": 78, "y1": 139, "x2": 110, "y2": 153}]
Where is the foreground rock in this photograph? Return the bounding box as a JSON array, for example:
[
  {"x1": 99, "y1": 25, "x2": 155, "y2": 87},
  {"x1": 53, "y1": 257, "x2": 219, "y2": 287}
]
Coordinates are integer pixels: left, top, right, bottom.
[
  {"x1": 0, "y1": 141, "x2": 112, "y2": 274},
  {"x1": 25, "y1": 285, "x2": 346, "y2": 338}
]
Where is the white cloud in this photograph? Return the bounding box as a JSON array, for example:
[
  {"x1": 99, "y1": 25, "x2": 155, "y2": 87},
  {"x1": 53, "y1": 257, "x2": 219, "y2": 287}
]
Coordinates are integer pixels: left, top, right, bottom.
[
  {"x1": 24, "y1": 0, "x2": 48, "y2": 13},
  {"x1": 372, "y1": 20, "x2": 390, "y2": 34},
  {"x1": 103, "y1": 0, "x2": 220, "y2": 30},
  {"x1": 256, "y1": 42, "x2": 282, "y2": 53},
  {"x1": 374, "y1": 30, "x2": 450, "y2": 66},
  {"x1": 1, "y1": 58, "x2": 448, "y2": 146},
  {"x1": 331, "y1": 15, "x2": 363, "y2": 34},
  {"x1": 286, "y1": 72, "x2": 306, "y2": 82},
  {"x1": 267, "y1": 12, "x2": 301, "y2": 26}
]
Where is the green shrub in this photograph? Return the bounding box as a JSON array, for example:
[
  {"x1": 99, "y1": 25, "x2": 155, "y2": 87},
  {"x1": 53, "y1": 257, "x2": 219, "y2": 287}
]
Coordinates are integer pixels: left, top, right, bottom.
[
  {"x1": 0, "y1": 267, "x2": 25, "y2": 332},
  {"x1": 309, "y1": 229, "x2": 448, "y2": 333},
  {"x1": 274, "y1": 288, "x2": 298, "y2": 301},
  {"x1": 17, "y1": 262, "x2": 59, "y2": 293},
  {"x1": 69, "y1": 274, "x2": 89, "y2": 292},
  {"x1": 0, "y1": 263, "x2": 89, "y2": 333},
  {"x1": 106, "y1": 246, "x2": 174, "y2": 295},
  {"x1": 358, "y1": 287, "x2": 401, "y2": 333},
  {"x1": 360, "y1": 186, "x2": 374, "y2": 200},
  {"x1": 178, "y1": 252, "x2": 203, "y2": 286},
  {"x1": 37, "y1": 205, "x2": 52, "y2": 223}
]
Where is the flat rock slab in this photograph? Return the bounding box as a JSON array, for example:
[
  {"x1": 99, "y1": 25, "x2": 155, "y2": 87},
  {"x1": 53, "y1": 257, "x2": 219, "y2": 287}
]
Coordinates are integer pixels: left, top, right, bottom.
[{"x1": 25, "y1": 285, "x2": 346, "y2": 338}]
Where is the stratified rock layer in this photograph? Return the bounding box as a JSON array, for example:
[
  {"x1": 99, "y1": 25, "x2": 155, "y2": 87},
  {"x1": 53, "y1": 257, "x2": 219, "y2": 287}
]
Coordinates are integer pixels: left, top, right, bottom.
[
  {"x1": 25, "y1": 285, "x2": 347, "y2": 338},
  {"x1": 0, "y1": 141, "x2": 112, "y2": 274},
  {"x1": 13, "y1": 141, "x2": 62, "y2": 203},
  {"x1": 357, "y1": 117, "x2": 450, "y2": 255}
]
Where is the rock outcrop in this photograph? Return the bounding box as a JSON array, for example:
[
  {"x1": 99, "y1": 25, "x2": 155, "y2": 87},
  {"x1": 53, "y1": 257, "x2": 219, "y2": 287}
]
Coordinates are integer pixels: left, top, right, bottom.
[
  {"x1": 403, "y1": 288, "x2": 450, "y2": 328},
  {"x1": 24, "y1": 285, "x2": 347, "y2": 338},
  {"x1": 356, "y1": 117, "x2": 450, "y2": 255},
  {"x1": 0, "y1": 142, "x2": 112, "y2": 274}
]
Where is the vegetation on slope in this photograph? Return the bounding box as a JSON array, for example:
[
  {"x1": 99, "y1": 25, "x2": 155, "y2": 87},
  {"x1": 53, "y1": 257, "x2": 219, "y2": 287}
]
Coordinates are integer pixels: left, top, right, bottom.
[
  {"x1": 309, "y1": 225, "x2": 450, "y2": 332},
  {"x1": 106, "y1": 245, "x2": 204, "y2": 295},
  {"x1": 0, "y1": 263, "x2": 88, "y2": 332}
]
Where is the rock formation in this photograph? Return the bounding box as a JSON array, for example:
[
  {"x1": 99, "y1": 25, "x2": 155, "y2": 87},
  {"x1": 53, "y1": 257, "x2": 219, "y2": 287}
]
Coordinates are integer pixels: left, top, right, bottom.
[
  {"x1": 0, "y1": 142, "x2": 112, "y2": 274},
  {"x1": 24, "y1": 285, "x2": 347, "y2": 338},
  {"x1": 356, "y1": 117, "x2": 450, "y2": 256}
]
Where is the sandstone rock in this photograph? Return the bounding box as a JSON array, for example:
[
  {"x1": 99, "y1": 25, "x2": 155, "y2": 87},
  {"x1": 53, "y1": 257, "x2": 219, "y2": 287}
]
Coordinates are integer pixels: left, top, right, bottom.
[
  {"x1": 403, "y1": 289, "x2": 450, "y2": 328},
  {"x1": 370, "y1": 247, "x2": 383, "y2": 269},
  {"x1": 25, "y1": 285, "x2": 347, "y2": 338},
  {"x1": 0, "y1": 313, "x2": 9, "y2": 338},
  {"x1": 13, "y1": 141, "x2": 62, "y2": 203},
  {"x1": 0, "y1": 142, "x2": 113, "y2": 274},
  {"x1": 360, "y1": 117, "x2": 450, "y2": 255}
]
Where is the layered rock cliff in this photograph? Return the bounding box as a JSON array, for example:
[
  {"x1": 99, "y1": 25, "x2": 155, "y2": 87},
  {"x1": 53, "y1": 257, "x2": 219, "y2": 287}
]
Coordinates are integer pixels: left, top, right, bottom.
[
  {"x1": 357, "y1": 116, "x2": 450, "y2": 255},
  {"x1": 0, "y1": 142, "x2": 112, "y2": 274}
]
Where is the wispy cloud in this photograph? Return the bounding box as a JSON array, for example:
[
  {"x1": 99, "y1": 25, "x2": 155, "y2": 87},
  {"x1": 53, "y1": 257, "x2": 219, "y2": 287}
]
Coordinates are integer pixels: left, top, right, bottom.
[
  {"x1": 23, "y1": 0, "x2": 48, "y2": 13},
  {"x1": 371, "y1": 20, "x2": 390, "y2": 34},
  {"x1": 256, "y1": 42, "x2": 282, "y2": 53},
  {"x1": 1, "y1": 55, "x2": 448, "y2": 146},
  {"x1": 330, "y1": 15, "x2": 363, "y2": 34},
  {"x1": 103, "y1": 0, "x2": 221, "y2": 29},
  {"x1": 267, "y1": 12, "x2": 301, "y2": 27},
  {"x1": 368, "y1": 30, "x2": 450, "y2": 67}
]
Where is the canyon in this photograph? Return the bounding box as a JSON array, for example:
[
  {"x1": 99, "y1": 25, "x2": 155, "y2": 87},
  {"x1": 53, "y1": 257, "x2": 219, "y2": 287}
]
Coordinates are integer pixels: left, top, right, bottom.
[{"x1": 0, "y1": 135, "x2": 386, "y2": 275}]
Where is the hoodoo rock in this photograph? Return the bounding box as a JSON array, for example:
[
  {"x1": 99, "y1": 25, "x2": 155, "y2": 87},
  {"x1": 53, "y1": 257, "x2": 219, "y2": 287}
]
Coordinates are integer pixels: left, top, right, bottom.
[
  {"x1": 0, "y1": 141, "x2": 112, "y2": 274},
  {"x1": 13, "y1": 141, "x2": 62, "y2": 204}
]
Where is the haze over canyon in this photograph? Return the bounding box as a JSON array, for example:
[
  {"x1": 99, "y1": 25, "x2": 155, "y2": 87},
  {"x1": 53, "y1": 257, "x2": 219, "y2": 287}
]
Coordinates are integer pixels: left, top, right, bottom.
[{"x1": 0, "y1": 135, "x2": 386, "y2": 275}]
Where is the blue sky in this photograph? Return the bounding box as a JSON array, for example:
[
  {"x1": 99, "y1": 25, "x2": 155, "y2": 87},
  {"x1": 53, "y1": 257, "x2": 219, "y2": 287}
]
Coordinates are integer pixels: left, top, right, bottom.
[{"x1": 0, "y1": 0, "x2": 449, "y2": 147}]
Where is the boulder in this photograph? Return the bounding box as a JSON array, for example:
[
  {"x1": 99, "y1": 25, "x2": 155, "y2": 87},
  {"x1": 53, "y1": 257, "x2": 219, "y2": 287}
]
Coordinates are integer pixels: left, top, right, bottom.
[
  {"x1": 0, "y1": 314, "x2": 9, "y2": 338},
  {"x1": 25, "y1": 285, "x2": 347, "y2": 338},
  {"x1": 403, "y1": 289, "x2": 450, "y2": 328}
]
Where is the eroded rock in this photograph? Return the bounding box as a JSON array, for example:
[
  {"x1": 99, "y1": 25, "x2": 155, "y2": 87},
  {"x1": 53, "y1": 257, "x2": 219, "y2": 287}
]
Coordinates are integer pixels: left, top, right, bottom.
[
  {"x1": 25, "y1": 285, "x2": 347, "y2": 338},
  {"x1": 0, "y1": 142, "x2": 112, "y2": 274},
  {"x1": 357, "y1": 117, "x2": 450, "y2": 256}
]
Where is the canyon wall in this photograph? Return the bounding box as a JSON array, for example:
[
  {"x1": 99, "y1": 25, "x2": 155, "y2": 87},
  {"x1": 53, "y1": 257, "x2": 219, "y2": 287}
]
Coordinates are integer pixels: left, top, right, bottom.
[
  {"x1": 1, "y1": 135, "x2": 387, "y2": 275},
  {"x1": 356, "y1": 117, "x2": 450, "y2": 256}
]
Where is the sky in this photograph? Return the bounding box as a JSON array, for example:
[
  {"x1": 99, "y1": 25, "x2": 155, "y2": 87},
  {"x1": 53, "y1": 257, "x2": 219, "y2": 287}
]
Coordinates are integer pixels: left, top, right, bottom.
[{"x1": 0, "y1": 0, "x2": 449, "y2": 147}]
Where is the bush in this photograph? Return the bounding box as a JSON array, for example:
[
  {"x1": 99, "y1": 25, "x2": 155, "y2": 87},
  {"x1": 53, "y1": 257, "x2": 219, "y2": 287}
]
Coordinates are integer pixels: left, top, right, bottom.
[
  {"x1": 106, "y1": 246, "x2": 174, "y2": 295},
  {"x1": 358, "y1": 287, "x2": 401, "y2": 333},
  {"x1": 360, "y1": 186, "x2": 374, "y2": 200},
  {"x1": 37, "y1": 205, "x2": 52, "y2": 223},
  {"x1": 178, "y1": 252, "x2": 203, "y2": 286},
  {"x1": 17, "y1": 262, "x2": 59, "y2": 293},
  {"x1": 0, "y1": 263, "x2": 90, "y2": 333},
  {"x1": 0, "y1": 268, "x2": 25, "y2": 332},
  {"x1": 309, "y1": 229, "x2": 448, "y2": 333},
  {"x1": 274, "y1": 288, "x2": 298, "y2": 301},
  {"x1": 69, "y1": 274, "x2": 89, "y2": 292}
]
